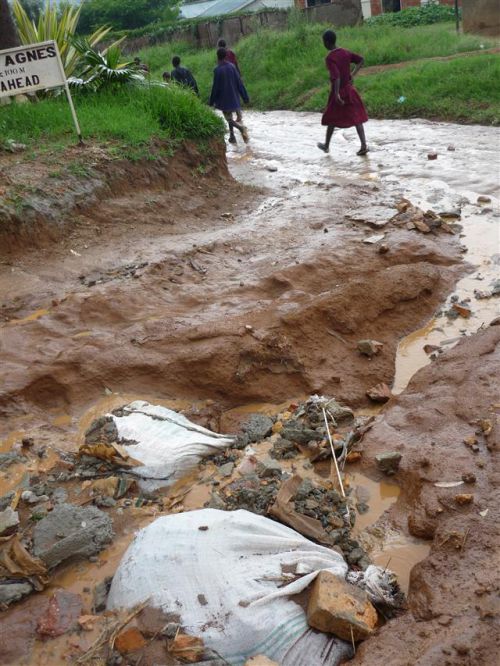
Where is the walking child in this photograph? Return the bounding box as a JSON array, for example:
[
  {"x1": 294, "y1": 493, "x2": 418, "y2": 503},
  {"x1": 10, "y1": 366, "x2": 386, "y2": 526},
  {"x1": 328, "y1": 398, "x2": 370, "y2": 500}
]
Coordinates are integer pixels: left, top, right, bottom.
[
  {"x1": 217, "y1": 38, "x2": 241, "y2": 76},
  {"x1": 209, "y1": 47, "x2": 249, "y2": 145},
  {"x1": 171, "y1": 56, "x2": 199, "y2": 95},
  {"x1": 318, "y1": 30, "x2": 369, "y2": 156}
]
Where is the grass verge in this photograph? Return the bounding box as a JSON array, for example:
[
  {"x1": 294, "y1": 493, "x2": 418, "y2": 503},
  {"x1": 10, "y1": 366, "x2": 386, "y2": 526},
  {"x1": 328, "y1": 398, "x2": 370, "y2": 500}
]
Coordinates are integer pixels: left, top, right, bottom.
[
  {"x1": 137, "y1": 22, "x2": 499, "y2": 124},
  {"x1": 0, "y1": 85, "x2": 224, "y2": 156}
]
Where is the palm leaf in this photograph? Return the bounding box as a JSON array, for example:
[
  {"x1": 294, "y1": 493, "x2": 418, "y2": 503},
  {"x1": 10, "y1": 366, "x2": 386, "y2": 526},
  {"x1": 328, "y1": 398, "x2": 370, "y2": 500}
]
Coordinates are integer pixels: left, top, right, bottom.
[{"x1": 12, "y1": 0, "x2": 125, "y2": 78}]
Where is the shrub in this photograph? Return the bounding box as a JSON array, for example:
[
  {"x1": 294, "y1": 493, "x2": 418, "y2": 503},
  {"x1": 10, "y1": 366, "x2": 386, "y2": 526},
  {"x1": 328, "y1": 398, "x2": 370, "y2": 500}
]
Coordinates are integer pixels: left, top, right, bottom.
[{"x1": 366, "y1": 1, "x2": 459, "y2": 27}]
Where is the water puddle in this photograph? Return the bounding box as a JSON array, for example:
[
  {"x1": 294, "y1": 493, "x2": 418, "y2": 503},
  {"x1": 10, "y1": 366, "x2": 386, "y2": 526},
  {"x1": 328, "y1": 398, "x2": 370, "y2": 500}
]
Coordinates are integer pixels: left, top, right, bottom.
[
  {"x1": 370, "y1": 534, "x2": 431, "y2": 594},
  {"x1": 229, "y1": 114, "x2": 499, "y2": 396},
  {"x1": 394, "y1": 208, "x2": 499, "y2": 393},
  {"x1": 348, "y1": 472, "x2": 400, "y2": 533}
]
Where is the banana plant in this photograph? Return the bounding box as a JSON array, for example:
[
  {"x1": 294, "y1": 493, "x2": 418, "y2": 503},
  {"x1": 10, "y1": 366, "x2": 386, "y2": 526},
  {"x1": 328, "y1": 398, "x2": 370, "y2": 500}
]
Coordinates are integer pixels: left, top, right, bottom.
[
  {"x1": 12, "y1": 0, "x2": 124, "y2": 77},
  {"x1": 68, "y1": 37, "x2": 144, "y2": 91}
]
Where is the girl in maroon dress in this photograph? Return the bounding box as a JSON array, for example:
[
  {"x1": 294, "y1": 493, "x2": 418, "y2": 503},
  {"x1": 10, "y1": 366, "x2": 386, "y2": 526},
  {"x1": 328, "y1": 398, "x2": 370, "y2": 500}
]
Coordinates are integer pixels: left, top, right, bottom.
[{"x1": 318, "y1": 30, "x2": 369, "y2": 156}]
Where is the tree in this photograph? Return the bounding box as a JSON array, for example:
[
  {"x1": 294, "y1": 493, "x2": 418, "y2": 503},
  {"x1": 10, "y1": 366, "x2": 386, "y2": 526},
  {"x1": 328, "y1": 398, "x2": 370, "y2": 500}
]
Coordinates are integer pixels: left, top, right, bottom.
[
  {"x1": 18, "y1": 0, "x2": 44, "y2": 24},
  {"x1": 0, "y1": 0, "x2": 20, "y2": 49},
  {"x1": 79, "y1": 0, "x2": 180, "y2": 33}
]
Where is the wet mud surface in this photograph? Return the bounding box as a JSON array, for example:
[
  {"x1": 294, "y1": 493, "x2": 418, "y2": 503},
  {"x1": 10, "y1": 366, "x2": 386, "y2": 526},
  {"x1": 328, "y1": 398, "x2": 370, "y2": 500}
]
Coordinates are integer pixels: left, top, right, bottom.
[{"x1": 0, "y1": 113, "x2": 499, "y2": 665}]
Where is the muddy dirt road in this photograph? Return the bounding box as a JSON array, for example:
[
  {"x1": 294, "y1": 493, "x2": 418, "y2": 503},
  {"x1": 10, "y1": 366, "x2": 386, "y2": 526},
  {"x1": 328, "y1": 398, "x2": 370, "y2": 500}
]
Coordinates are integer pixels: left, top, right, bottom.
[{"x1": 0, "y1": 113, "x2": 499, "y2": 665}]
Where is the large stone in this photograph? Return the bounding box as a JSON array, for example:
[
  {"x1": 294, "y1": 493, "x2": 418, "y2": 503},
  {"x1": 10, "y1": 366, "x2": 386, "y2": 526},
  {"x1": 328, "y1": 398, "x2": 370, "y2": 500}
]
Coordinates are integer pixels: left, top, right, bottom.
[
  {"x1": 0, "y1": 506, "x2": 19, "y2": 536},
  {"x1": 366, "y1": 382, "x2": 392, "y2": 403},
  {"x1": 0, "y1": 582, "x2": 33, "y2": 606},
  {"x1": 32, "y1": 503, "x2": 113, "y2": 568},
  {"x1": 375, "y1": 451, "x2": 402, "y2": 475},
  {"x1": 307, "y1": 571, "x2": 377, "y2": 641},
  {"x1": 357, "y1": 339, "x2": 383, "y2": 358}
]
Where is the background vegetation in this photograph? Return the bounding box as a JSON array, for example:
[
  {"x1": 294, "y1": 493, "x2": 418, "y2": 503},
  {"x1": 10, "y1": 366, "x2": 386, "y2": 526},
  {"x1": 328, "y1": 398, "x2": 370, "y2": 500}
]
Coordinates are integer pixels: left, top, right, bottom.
[
  {"x1": 78, "y1": 0, "x2": 180, "y2": 32},
  {"x1": 137, "y1": 21, "x2": 499, "y2": 124}
]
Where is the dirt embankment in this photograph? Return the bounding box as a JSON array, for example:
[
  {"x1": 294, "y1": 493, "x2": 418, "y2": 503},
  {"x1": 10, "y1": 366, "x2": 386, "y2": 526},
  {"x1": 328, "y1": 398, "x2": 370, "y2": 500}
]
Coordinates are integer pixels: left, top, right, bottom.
[
  {"x1": 0, "y1": 139, "x2": 229, "y2": 253},
  {"x1": 354, "y1": 325, "x2": 500, "y2": 665}
]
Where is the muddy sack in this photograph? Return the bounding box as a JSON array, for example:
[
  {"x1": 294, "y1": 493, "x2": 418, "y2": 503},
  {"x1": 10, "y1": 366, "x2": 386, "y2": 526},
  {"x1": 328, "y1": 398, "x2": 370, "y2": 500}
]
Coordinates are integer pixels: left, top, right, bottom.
[
  {"x1": 107, "y1": 508, "x2": 353, "y2": 665},
  {"x1": 109, "y1": 401, "x2": 234, "y2": 487}
]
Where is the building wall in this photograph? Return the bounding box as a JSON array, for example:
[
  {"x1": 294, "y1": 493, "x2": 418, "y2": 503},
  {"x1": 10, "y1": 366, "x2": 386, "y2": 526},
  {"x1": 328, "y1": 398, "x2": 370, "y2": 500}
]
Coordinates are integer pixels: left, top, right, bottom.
[
  {"x1": 367, "y1": 0, "x2": 458, "y2": 16},
  {"x1": 462, "y1": 0, "x2": 500, "y2": 36},
  {"x1": 123, "y1": 2, "x2": 362, "y2": 54}
]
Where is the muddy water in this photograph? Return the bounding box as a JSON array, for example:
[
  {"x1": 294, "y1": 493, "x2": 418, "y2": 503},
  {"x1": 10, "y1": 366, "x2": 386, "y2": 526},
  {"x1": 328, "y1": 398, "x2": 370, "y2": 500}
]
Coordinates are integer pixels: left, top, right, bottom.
[
  {"x1": 226, "y1": 113, "x2": 498, "y2": 584},
  {"x1": 228, "y1": 112, "x2": 499, "y2": 394}
]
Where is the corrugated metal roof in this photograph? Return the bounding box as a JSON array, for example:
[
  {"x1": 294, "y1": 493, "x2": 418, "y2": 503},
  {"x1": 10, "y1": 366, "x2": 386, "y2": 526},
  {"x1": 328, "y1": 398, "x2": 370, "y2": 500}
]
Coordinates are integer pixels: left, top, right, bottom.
[
  {"x1": 198, "y1": 0, "x2": 256, "y2": 18},
  {"x1": 180, "y1": 1, "x2": 220, "y2": 19}
]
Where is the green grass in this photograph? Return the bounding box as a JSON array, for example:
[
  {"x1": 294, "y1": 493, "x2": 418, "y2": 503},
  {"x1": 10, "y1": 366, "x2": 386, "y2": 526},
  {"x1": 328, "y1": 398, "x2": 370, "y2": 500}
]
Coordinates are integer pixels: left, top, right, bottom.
[
  {"x1": 137, "y1": 21, "x2": 499, "y2": 124},
  {"x1": 0, "y1": 84, "x2": 224, "y2": 151}
]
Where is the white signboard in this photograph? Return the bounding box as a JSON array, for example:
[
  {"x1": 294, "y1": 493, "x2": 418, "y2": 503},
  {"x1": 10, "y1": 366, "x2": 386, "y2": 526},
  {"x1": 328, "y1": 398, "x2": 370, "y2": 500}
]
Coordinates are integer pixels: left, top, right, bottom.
[
  {"x1": 0, "y1": 40, "x2": 65, "y2": 97},
  {"x1": 0, "y1": 40, "x2": 82, "y2": 141}
]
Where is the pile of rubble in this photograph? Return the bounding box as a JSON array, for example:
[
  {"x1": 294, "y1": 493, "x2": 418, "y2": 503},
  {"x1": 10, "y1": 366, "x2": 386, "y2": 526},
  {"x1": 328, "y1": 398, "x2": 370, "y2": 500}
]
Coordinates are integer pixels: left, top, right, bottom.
[{"x1": 0, "y1": 394, "x2": 405, "y2": 665}]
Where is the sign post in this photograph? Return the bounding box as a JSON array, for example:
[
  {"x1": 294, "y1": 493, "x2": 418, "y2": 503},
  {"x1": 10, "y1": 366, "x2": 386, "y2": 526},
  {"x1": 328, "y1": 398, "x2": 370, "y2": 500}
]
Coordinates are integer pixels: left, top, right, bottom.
[{"x1": 0, "y1": 40, "x2": 83, "y2": 144}]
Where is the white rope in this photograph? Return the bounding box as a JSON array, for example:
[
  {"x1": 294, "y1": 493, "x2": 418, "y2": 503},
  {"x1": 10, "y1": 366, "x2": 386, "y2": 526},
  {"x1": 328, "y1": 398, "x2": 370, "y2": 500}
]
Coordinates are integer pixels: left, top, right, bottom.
[{"x1": 322, "y1": 406, "x2": 350, "y2": 522}]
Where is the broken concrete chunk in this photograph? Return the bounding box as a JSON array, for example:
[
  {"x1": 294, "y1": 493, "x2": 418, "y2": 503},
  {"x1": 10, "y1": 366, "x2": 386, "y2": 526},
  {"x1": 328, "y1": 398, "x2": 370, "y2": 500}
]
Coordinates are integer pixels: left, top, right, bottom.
[
  {"x1": 323, "y1": 398, "x2": 354, "y2": 422},
  {"x1": 363, "y1": 234, "x2": 385, "y2": 244},
  {"x1": 218, "y1": 462, "x2": 235, "y2": 477},
  {"x1": 257, "y1": 459, "x2": 283, "y2": 479},
  {"x1": 0, "y1": 582, "x2": 33, "y2": 606},
  {"x1": 357, "y1": 339, "x2": 383, "y2": 358},
  {"x1": 0, "y1": 507, "x2": 19, "y2": 536},
  {"x1": 92, "y1": 576, "x2": 113, "y2": 613},
  {"x1": 240, "y1": 414, "x2": 274, "y2": 443},
  {"x1": 366, "y1": 382, "x2": 392, "y2": 403},
  {"x1": 375, "y1": 451, "x2": 402, "y2": 475},
  {"x1": 32, "y1": 503, "x2": 114, "y2": 568},
  {"x1": 346, "y1": 205, "x2": 395, "y2": 228},
  {"x1": 307, "y1": 570, "x2": 377, "y2": 641},
  {"x1": 0, "y1": 491, "x2": 15, "y2": 512},
  {"x1": 84, "y1": 415, "x2": 118, "y2": 445}
]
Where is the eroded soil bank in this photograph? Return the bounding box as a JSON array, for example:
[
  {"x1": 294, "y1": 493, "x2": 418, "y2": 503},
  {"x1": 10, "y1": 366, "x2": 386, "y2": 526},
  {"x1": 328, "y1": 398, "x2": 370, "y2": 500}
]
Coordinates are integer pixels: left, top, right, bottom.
[{"x1": 0, "y1": 114, "x2": 499, "y2": 665}]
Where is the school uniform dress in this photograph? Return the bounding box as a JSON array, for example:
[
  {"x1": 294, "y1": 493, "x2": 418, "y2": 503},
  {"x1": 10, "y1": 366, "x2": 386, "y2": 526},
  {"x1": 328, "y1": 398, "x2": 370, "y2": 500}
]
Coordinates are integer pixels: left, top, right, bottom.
[
  {"x1": 209, "y1": 62, "x2": 249, "y2": 113},
  {"x1": 321, "y1": 48, "x2": 368, "y2": 128},
  {"x1": 225, "y1": 49, "x2": 240, "y2": 75}
]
